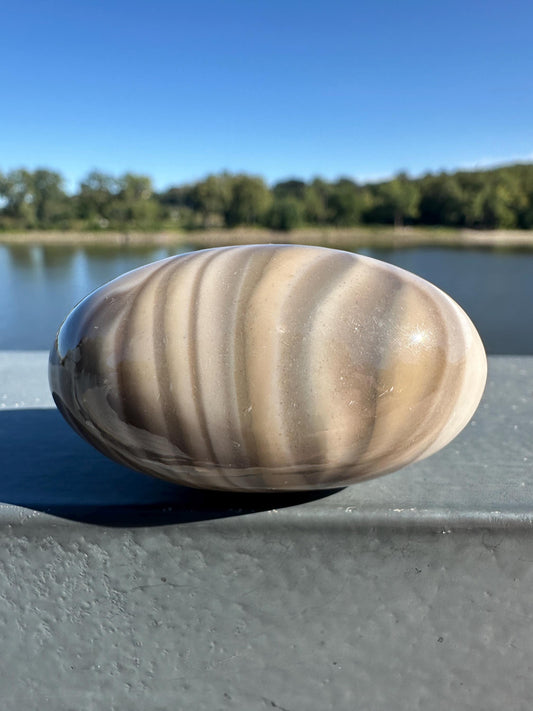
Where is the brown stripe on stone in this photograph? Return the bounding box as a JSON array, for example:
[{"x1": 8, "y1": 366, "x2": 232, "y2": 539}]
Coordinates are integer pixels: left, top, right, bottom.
[
  {"x1": 409, "y1": 291, "x2": 472, "y2": 462},
  {"x1": 357, "y1": 278, "x2": 457, "y2": 476},
  {"x1": 52, "y1": 278, "x2": 184, "y2": 473},
  {"x1": 152, "y1": 252, "x2": 197, "y2": 458},
  {"x1": 51, "y1": 288, "x2": 119, "y2": 438},
  {"x1": 189, "y1": 247, "x2": 253, "y2": 470},
  {"x1": 243, "y1": 246, "x2": 332, "y2": 468},
  {"x1": 204, "y1": 246, "x2": 273, "y2": 469},
  {"x1": 275, "y1": 250, "x2": 357, "y2": 468},
  {"x1": 54, "y1": 273, "x2": 137, "y2": 430},
  {"x1": 177, "y1": 246, "x2": 263, "y2": 487},
  {"x1": 115, "y1": 259, "x2": 176, "y2": 450},
  {"x1": 307, "y1": 256, "x2": 405, "y2": 483},
  {"x1": 396, "y1": 280, "x2": 465, "y2": 463},
  {"x1": 231, "y1": 247, "x2": 280, "y2": 468},
  {"x1": 158, "y1": 249, "x2": 219, "y2": 465},
  {"x1": 79, "y1": 262, "x2": 172, "y2": 435},
  {"x1": 187, "y1": 248, "x2": 226, "y2": 466}
]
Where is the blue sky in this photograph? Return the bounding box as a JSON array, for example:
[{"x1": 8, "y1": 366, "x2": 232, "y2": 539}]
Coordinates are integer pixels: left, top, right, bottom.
[{"x1": 2, "y1": 0, "x2": 532, "y2": 191}]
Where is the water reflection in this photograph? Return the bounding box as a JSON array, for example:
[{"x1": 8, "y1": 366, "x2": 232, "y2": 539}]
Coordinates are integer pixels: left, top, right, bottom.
[
  {"x1": 6, "y1": 244, "x2": 37, "y2": 268},
  {"x1": 0, "y1": 243, "x2": 532, "y2": 353},
  {"x1": 0, "y1": 243, "x2": 189, "y2": 350}
]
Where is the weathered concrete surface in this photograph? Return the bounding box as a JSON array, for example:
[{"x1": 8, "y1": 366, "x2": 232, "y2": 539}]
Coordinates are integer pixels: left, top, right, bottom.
[{"x1": 1, "y1": 353, "x2": 532, "y2": 710}]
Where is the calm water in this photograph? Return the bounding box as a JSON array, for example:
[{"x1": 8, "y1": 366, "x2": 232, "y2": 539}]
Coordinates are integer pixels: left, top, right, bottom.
[{"x1": 0, "y1": 243, "x2": 532, "y2": 354}]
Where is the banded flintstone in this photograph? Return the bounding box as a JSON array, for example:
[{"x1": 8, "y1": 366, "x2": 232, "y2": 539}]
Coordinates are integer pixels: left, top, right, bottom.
[{"x1": 49, "y1": 244, "x2": 487, "y2": 492}]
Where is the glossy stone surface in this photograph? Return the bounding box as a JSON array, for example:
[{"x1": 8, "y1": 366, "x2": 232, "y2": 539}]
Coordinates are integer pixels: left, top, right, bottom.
[{"x1": 49, "y1": 244, "x2": 487, "y2": 491}]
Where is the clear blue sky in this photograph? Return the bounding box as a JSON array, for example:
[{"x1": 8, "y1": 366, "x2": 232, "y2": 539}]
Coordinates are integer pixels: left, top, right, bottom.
[{"x1": 2, "y1": 0, "x2": 532, "y2": 191}]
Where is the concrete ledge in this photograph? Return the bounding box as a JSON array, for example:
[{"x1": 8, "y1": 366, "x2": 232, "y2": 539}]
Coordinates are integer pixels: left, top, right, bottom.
[{"x1": 1, "y1": 353, "x2": 532, "y2": 710}]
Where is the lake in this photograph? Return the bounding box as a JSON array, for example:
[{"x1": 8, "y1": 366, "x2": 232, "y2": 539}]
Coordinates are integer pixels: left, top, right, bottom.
[{"x1": 0, "y1": 243, "x2": 531, "y2": 354}]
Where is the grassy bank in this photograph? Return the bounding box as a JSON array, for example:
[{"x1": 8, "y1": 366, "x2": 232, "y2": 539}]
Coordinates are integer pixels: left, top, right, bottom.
[{"x1": 1, "y1": 226, "x2": 533, "y2": 250}]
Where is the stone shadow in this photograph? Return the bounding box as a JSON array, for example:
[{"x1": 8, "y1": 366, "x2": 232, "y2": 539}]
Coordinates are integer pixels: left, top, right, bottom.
[{"x1": 0, "y1": 409, "x2": 338, "y2": 526}]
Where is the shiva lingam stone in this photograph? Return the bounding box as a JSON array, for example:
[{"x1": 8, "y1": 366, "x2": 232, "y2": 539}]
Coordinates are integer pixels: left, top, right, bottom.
[{"x1": 49, "y1": 244, "x2": 487, "y2": 491}]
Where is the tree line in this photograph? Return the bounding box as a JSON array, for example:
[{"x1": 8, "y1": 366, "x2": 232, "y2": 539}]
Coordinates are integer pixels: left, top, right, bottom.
[{"x1": 1, "y1": 163, "x2": 532, "y2": 232}]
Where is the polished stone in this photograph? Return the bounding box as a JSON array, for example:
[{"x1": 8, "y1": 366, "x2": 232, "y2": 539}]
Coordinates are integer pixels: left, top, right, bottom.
[{"x1": 49, "y1": 244, "x2": 487, "y2": 491}]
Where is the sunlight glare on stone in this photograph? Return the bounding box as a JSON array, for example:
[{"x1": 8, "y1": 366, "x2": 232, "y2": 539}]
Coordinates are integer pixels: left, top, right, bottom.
[{"x1": 409, "y1": 328, "x2": 428, "y2": 346}]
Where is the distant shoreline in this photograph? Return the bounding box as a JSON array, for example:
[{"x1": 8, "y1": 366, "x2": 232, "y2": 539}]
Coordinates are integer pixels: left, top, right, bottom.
[{"x1": 1, "y1": 226, "x2": 533, "y2": 250}]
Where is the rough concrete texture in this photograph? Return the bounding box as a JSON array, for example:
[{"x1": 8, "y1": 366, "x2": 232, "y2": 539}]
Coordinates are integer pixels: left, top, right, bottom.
[{"x1": 1, "y1": 353, "x2": 533, "y2": 710}]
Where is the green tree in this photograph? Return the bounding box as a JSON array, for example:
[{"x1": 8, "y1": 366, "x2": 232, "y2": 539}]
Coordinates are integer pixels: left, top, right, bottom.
[
  {"x1": 469, "y1": 182, "x2": 522, "y2": 229},
  {"x1": 418, "y1": 173, "x2": 465, "y2": 226},
  {"x1": 456, "y1": 168, "x2": 529, "y2": 228},
  {"x1": 32, "y1": 169, "x2": 71, "y2": 227},
  {"x1": 190, "y1": 173, "x2": 234, "y2": 227},
  {"x1": 0, "y1": 169, "x2": 36, "y2": 227},
  {"x1": 514, "y1": 165, "x2": 533, "y2": 228},
  {"x1": 224, "y1": 175, "x2": 272, "y2": 227},
  {"x1": 2, "y1": 161, "x2": 533, "y2": 231},
  {"x1": 370, "y1": 173, "x2": 420, "y2": 227},
  {"x1": 265, "y1": 196, "x2": 304, "y2": 231},
  {"x1": 157, "y1": 184, "x2": 197, "y2": 227},
  {"x1": 113, "y1": 173, "x2": 160, "y2": 229},
  {"x1": 272, "y1": 179, "x2": 307, "y2": 202},
  {"x1": 303, "y1": 178, "x2": 330, "y2": 224},
  {"x1": 77, "y1": 171, "x2": 119, "y2": 226},
  {"x1": 327, "y1": 178, "x2": 366, "y2": 226}
]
